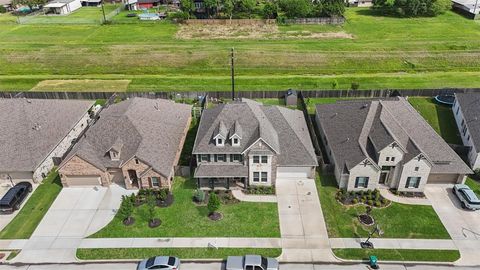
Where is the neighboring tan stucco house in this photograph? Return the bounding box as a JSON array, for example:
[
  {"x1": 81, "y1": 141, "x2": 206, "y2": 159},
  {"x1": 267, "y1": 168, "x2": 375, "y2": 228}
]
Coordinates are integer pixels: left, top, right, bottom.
[
  {"x1": 315, "y1": 97, "x2": 472, "y2": 192},
  {"x1": 192, "y1": 99, "x2": 317, "y2": 189},
  {"x1": 453, "y1": 93, "x2": 480, "y2": 170},
  {"x1": 0, "y1": 98, "x2": 94, "y2": 185},
  {"x1": 59, "y1": 98, "x2": 192, "y2": 190}
]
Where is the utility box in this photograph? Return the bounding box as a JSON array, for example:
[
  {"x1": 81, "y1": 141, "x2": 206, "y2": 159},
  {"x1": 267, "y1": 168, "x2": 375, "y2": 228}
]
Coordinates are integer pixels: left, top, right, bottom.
[{"x1": 285, "y1": 89, "x2": 298, "y2": 106}]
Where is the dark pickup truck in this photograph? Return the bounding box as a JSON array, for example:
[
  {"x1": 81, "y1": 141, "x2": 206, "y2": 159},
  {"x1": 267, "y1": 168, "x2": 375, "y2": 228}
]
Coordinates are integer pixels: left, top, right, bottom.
[{"x1": 0, "y1": 182, "x2": 32, "y2": 214}]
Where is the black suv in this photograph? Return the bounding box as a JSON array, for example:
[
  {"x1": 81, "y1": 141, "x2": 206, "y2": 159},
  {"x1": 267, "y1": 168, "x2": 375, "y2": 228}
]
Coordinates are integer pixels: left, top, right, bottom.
[{"x1": 0, "y1": 182, "x2": 32, "y2": 214}]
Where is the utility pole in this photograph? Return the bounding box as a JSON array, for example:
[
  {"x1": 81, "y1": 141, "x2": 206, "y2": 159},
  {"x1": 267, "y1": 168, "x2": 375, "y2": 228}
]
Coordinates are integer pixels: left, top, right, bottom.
[
  {"x1": 231, "y1": 48, "x2": 235, "y2": 101},
  {"x1": 101, "y1": 2, "x2": 107, "y2": 24}
]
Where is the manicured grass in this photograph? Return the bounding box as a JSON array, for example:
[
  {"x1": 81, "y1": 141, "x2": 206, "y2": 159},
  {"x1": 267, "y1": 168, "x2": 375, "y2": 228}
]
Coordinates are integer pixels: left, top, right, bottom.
[
  {"x1": 0, "y1": 170, "x2": 62, "y2": 239},
  {"x1": 1, "y1": 9, "x2": 480, "y2": 90},
  {"x1": 77, "y1": 248, "x2": 282, "y2": 260},
  {"x1": 317, "y1": 173, "x2": 450, "y2": 239},
  {"x1": 91, "y1": 177, "x2": 280, "y2": 238},
  {"x1": 333, "y1": 248, "x2": 460, "y2": 262},
  {"x1": 408, "y1": 97, "x2": 462, "y2": 144},
  {"x1": 466, "y1": 177, "x2": 480, "y2": 196},
  {"x1": 2, "y1": 250, "x2": 20, "y2": 261}
]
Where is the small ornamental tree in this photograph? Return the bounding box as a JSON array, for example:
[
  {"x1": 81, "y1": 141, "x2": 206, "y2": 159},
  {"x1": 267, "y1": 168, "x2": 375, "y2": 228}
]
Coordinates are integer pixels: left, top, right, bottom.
[
  {"x1": 207, "y1": 193, "x2": 221, "y2": 215},
  {"x1": 180, "y1": 0, "x2": 195, "y2": 19},
  {"x1": 119, "y1": 195, "x2": 134, "y2": 225},
  {"x1": 147, "y1": 194, "x2": 157, "y2": 224}
]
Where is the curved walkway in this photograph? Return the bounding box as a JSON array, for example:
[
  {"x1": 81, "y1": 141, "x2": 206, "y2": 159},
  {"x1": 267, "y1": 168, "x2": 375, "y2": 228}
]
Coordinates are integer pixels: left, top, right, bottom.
[
  {"x1": 380, "y1": 189, "x2": 431, "y2": 205},
  {"x1": 231, "y1": 189, "x2": 277, "y2": 203}
]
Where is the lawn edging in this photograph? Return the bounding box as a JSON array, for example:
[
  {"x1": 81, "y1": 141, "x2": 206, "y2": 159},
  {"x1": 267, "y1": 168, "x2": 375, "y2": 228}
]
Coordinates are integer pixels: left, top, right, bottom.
[{"x1": 332, "y1": 248, "x2": 460, "y2": 264}]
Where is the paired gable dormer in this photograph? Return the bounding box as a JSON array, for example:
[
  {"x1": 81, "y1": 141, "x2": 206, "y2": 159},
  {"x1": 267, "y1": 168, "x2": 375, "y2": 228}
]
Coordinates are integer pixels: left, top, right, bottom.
[{"x1": 213, "y1": 120, "x2": 243, "y2": 147}]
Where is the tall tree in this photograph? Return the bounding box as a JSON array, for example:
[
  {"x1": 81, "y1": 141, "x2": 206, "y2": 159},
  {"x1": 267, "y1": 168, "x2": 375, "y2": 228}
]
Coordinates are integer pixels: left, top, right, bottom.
[
  {"x1": 204, "y1": 0, "x2": 218, "y2": 18},
  {"x1": 278, "y1": 0, "x2": 313, "y2": 18},
  {"x1": 222, "y1": 0, "x2": 235, "y2": 20},
  {"x1": 180, "y1": 0, "x2": 195, "y2": 19}
]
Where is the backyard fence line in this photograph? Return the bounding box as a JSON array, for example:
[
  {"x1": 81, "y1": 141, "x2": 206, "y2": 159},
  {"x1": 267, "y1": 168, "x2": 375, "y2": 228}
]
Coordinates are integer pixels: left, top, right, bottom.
[
  {"x1": 284, "y1": 16, "x2": 345, "y2": 25},
  {"x1": 298, "y1": 91, "x2": 323, "y2": 160},
  {"x1": 184, "y1": 19, "x2": 276, "y2": 25},
  {"x1": 104, "y1": 5, "x2": 124, "y2": 23},
  {"x1": 1, "y1": 88, "x2": 480, "y2": 100}
]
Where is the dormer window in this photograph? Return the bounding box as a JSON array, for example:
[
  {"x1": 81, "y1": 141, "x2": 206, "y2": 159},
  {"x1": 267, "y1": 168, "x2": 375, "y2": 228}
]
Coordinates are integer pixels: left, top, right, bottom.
[
  {"x1": 216, "y1": 137, "x2": 224, "y2": 146},
  {"x1": 110, "y1": 150, "x2": 119, "y2": 161},
  {"x1": 231, "y1": 135, "x2": 241, "y2": 147}
]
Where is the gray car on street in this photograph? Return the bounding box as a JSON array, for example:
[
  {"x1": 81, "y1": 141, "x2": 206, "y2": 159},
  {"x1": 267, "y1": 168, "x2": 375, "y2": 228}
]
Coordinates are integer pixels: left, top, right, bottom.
[
  {"x1": 137, "y1": 256, "x2": 180, "y2": 270},
  {"x1": 226, "y1": 255, "x2": 279, "y2": 270}
]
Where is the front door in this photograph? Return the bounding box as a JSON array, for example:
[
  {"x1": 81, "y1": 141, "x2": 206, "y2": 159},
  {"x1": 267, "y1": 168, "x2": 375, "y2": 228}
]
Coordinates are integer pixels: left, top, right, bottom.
[
  {"x1": 127, "y1": 170, "x2": 139, "y2": 188},
  {"x1": 379, "y1": 172, "x2": 388, "y2": 184}
]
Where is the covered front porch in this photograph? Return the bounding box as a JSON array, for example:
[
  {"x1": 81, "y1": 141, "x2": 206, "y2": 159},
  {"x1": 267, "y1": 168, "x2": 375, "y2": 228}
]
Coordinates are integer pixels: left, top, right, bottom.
[{"x1": 194, "y1": 164, "x2": 249, "y2": 190}]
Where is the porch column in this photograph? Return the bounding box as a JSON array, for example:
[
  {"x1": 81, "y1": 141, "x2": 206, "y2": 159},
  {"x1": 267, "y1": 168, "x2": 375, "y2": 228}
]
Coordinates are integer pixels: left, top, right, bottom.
[
  {"x1": 197, "y1": 178, "x2": 200, "y2": 188},
  {"x1": 227, "y1": 178, "x2": 230, "y2": 189}
]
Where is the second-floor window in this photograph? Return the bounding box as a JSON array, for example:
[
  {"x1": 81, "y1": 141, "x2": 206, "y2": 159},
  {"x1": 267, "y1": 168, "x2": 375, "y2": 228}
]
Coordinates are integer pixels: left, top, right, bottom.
[
  {"x1": 261, "y1": 156, "x2": 268, "y2": 163},
  {"x1": 253, "y1": 156, "x2": 260, "y2": 163},
  {"x1": 200, "y1": 154, "x2": 210, "y2": 162},
  {"x1": 231, "y1": 154, "x2": 242, "y2": 162}
]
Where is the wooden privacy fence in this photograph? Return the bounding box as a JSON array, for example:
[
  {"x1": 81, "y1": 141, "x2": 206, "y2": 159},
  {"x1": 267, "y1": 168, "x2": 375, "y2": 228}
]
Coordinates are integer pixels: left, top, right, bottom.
[
  {"x1": 284, "y1": 17, "x2": 345, "y2": 25},
  {"x1": 184, "y1": 19, "x2": 276, "y2": 25},
  {"x1": 1, "y1": 88, "x2": 480, "y2": 100}
]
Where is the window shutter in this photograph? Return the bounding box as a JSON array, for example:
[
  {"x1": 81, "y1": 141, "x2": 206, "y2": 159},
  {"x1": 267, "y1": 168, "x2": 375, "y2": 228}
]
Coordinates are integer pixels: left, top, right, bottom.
[
  {"x1": 354, "y1": 178, "x2": 359, "y2": 188},
  {"x1": 364, "y1": 177, "x2": 369, "y2": 188},
  {"x1": 405, "y1": 178, "x2": 410, "y2": 188}
]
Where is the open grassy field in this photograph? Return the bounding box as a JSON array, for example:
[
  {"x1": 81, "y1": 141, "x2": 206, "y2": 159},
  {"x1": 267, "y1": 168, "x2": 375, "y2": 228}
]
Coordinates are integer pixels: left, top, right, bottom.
[{"x1": 1, "y1": 9, "x2": 480, "y2": 91}]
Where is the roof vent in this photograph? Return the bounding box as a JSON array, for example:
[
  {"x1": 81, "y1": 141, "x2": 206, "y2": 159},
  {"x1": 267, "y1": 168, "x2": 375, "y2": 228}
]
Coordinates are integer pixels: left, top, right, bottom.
[
  {"x1": 153, "y1": 103, "x2": 160, "y2": 111},
  {"x1": 361, "y1": 103, "x2": 368, "y2": 109},
  {"x1": 32, "y1": 123, "x2": 41, "y2": 131},
  {"x1": 26, "y1": 99, "x2": 32, "y2": 104}
]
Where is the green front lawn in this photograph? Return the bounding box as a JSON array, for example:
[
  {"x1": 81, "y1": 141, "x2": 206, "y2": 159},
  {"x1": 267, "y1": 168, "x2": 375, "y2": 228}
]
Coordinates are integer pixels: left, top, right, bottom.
[
  {"x1": 466, "y1": 177, "x2": 480, "y2": 197},
  {"x1": 317, "y1": 173, "x2": 450, "y2": 239},
  {"x1": 0, "y1": 170, "x2": 62, "y2": 239},
  {"x1": 91, "y1": 177, "x2": 280, "y2": 238},
  {"x1": 408, "y1": 97, "x2": 461, "y2": 145},
  {"x1": 77, "y1": 248, "x2": 282, "y2": 260},
  {"x1": 333, "y1": 248, "x2": 460, "y2": 262}
]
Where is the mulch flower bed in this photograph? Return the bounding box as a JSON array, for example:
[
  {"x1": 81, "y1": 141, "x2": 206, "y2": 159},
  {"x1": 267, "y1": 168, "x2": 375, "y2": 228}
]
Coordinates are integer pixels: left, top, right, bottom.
[
  {"x1": 148, "y1": 218, "x2": 162, "y2": 228},
  {"x1": 134, "y1": 188, "x2": 174, "y2": 208},
  {"x1": 390, "y1": 189, "x2": 425, "y2": 198},
  {"x1": 122, "y1": 217, "x2": 135, "y2": 226},
  {"x1": 244, "y1": 186, "x2": 276, "y2": 195},
  {"x1": 157, "y1": 193, "x2": 174, "y2": 208},
  {"x1": 336, "y1": 189, "x2": 390, "y2": 208},
  {"x1": 212, "y1": 190, "x2": 239, "y2": 204},
  {"x1": 358, "y1": 214, "x2": 375, "y2": 226},
  {"x1": 208, "y1": 212, "x2": 223, "y2": 221}
]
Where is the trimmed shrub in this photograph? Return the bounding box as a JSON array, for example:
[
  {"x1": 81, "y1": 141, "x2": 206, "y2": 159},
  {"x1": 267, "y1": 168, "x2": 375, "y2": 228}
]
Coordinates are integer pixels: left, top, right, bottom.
[
  {"x1": 367, "y1": 200, "x2": 373, "y2": 205},
  {"x1": 194, "y1": 189, "x2": 206, "y2": 203},
  {"x1": 207, "y1": 193, "x2": 221, "y2": 214},
  {"x1": 352, "y1": 198, "x2": 358, "y2": 204},
  {"x1": 375, "y1": 201, "x2": 381, "y2": 207}
]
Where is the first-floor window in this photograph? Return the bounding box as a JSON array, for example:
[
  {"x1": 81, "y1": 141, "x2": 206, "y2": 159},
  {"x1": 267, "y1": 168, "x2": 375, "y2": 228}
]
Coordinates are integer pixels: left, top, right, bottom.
[
  {"x1": 231, "y1": 154, "x2": 242, "y2": 162},
  {"x1": 201, "y1": 154, "x2": 209, "y2": 162},
  {"x1": 151, "y1": 177, "x2": 160, "y2": 187},
  {"x1": 405, "y1": 177, "x2": 421, "y2": 189},
  {"x1": 355, "y1": 177, "x2": 369, "y2": 188},
  {"x1": 253, "y1": 172, "x2": 260, "y2": 182},
  {"x1": 216, "y1": 154, "x2": 226, "y2": 162},
  {"x1": 261, "y1": 172, "x2": 268, "y2": 182}
]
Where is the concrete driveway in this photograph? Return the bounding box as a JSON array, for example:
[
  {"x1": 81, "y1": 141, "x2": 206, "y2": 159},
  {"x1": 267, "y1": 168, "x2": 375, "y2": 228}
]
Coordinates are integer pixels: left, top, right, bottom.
[
  {"x1": 425, "y1": 185, "x2": 480, "y2": 266},
  {"x1": 13, "y1": 185, "x2": 134, "y2": 263},
  {"x1": 275, "y1": 177, "x2": 335, "y2": 262}
]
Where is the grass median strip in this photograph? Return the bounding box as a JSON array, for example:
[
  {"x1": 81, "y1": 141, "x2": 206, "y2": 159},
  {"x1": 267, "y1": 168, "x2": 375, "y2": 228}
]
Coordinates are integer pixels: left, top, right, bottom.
[
  {"x1": 0, "y1": 170, "x2": 62, "y2": 239},
  {"x1": 76, "y1": 248, "x2": 282, "y2": 260},
  {"x1": 333, "y1": 248, "x2": 460, "y2": 262}
]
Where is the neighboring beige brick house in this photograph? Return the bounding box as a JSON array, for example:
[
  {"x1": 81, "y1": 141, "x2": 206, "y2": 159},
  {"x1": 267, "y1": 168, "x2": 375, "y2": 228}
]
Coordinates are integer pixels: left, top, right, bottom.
[
  {"x1": 315, "y1": 97, "x2": 472, "y2": 192},
  {"x1": 59, "y1": 98, "x2": 192, "y2": 190},
  {"x1": 0, "y1": 98, "x2": 94, "y2": 185}
]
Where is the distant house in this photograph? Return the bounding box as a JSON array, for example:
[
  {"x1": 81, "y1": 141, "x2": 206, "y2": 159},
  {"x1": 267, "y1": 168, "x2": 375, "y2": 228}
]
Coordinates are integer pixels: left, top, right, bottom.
[
  {"x1": 453, "y1": 93, "x2": 480, "y2": 170},
  {"x1": 0, "y1": 98, "x2": 94, "y2": 185},
  {"x1": 452, "y1": 0, "x2": 480, "y2": 19},
  {"x1": 0, "y1": 0, "x2": 12, "y2": 11},
  {"x1": 315, "y1": 97, "x2": 471, "y2": 192},
  {"x1": 192, "y1": 99, "x2": 317, "y2": 190},
  {"x1": 348, "y1": 0, "x2": 373, "y2": 7},
  {"x1": 44, "y1": 0, "x2": 82, "y2": 15},
  {"x1": 58, "y1": 98, "x2": 192, "y2": 189},
  {"x1": 137, "y1": 0, "x2": 160, "y2": 8},
  {"x1": 80, "y1": 0, "x2": 102, "y2": 7}
]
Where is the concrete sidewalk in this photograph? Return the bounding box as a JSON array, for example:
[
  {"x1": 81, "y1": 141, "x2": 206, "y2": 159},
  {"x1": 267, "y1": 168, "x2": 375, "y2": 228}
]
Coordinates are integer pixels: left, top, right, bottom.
[{"x1": 231, "y1": 189, "x2": 277, "y2": 203}]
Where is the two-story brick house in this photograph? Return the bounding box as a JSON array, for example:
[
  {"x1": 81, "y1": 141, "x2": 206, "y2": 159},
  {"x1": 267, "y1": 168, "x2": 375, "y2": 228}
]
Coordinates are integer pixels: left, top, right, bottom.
[
  {"x1": 315, "y1": 97, "x2": 471, "y2": 192},
  {"x1": 192, "y1": 99, "x2": 317, "y2": 189},
  {"x1": 58, "y1": 98, "x2": 192, "y2": 189}
]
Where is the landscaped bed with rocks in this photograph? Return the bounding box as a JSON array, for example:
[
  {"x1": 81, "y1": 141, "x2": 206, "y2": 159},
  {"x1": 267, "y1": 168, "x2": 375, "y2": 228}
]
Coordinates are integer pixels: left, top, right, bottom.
[{"x1": 336, "y1": 189, "x2": 390, "y2": 208}]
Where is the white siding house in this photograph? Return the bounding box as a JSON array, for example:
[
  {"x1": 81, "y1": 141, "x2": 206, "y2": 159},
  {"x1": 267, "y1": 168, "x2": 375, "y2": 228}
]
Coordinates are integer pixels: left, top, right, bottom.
[{"x1": 453, "y1": 93, "x2": 480, "y2": 170}]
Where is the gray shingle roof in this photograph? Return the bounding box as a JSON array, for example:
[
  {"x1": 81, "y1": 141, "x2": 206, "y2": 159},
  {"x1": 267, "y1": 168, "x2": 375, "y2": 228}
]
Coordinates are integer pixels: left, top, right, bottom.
[
  {"x1": 195, "y1": 164, "x2": 248, "y2": 177},
  {"x1": 62, "y1": 98, "x2": 191, "y2": 178},
  {"x1": 316, "y1": 97, "x2": 471, "y2": 175},
  {"x1": 193, "y1": 99, "x2": 317, "y2": 166},
  {"x1": 455, "y1": 93, "x2": 480, "y2": 153},
  {"x1": 0, "y1": 98, "x2": 93, "y2": 172}
]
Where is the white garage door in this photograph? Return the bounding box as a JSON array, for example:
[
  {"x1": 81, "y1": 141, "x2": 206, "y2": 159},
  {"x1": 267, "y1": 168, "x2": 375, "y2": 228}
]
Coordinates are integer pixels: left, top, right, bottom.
[
  {"x1": 277, "y1": 167, "x2": 312, "y2": 178},
  {"x1": 65, "y1": 175, "x2": 101, "y2": 186}
]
